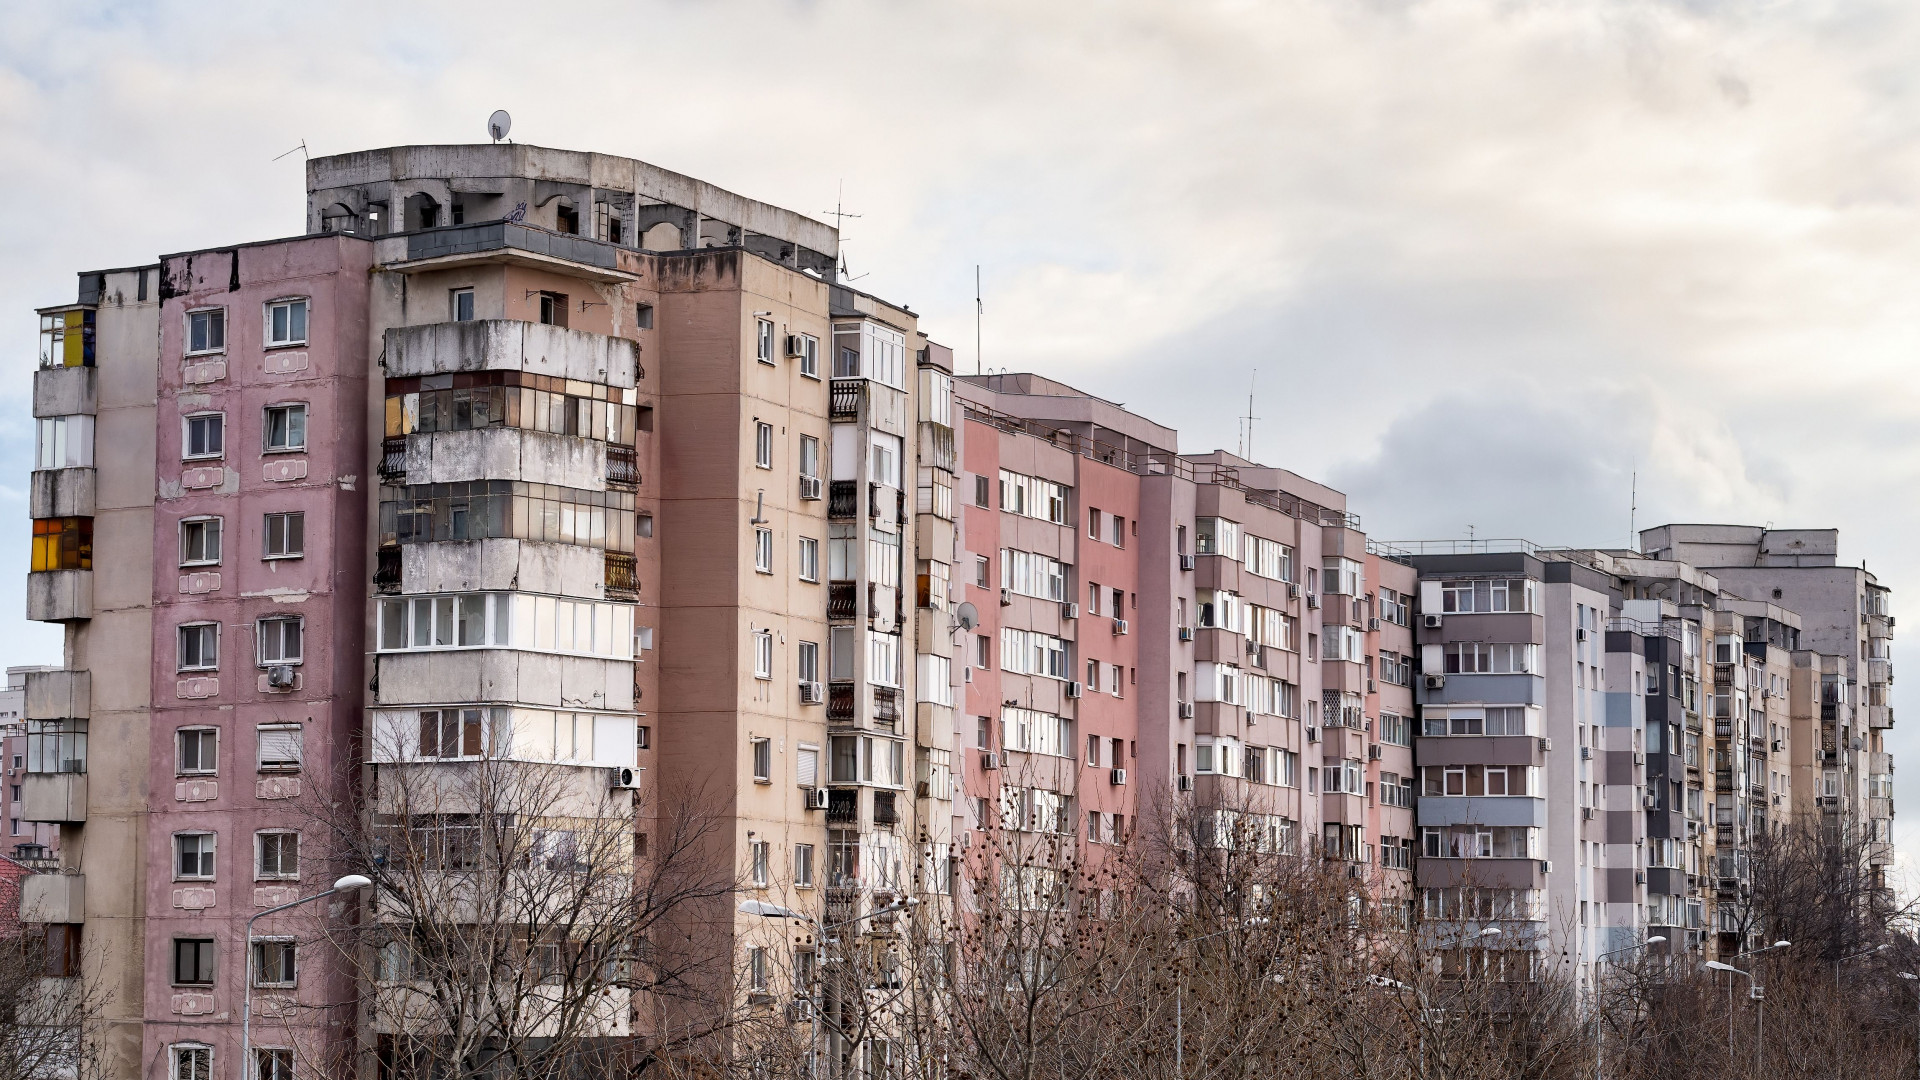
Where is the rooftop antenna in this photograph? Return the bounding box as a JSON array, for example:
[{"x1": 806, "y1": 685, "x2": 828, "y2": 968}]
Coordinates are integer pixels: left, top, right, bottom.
[
  {"x1": 1629, "y1": 458, "x2": 1637, "y2": 551},
  {"x1": 1242, "y1": 369, "x2": 1259, "y2": 461},
  {"x1": 825, "y1": 181, "x2": 866, "y2": 282},
  {"x1": 975, "y1": 265, "x2": 983, "y2": 376},
  {"x1": 272, "y1": 140, "x2": 308, "y2": 163},
  {"x1": 488, "y1": 110, "x2": 512, "y2": 144}
]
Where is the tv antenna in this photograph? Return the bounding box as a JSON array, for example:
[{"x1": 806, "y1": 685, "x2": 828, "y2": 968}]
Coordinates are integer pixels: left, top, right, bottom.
[
  {"x1": 823, "y1": 180, "x2": 862, "y2": 231},
  {"x1": 1239, "y1": 369, "x2": 1259, "y2": 461},
  {"x1": 1629, "y1": 458, "x2": 1638, "y2": 551},
  {"x1": 272, "y1": 140, "x2": 308, "y2": 162},
  {"x1": 488, "y1": 110, "x2": 512, "y2": 143},
  {"x1": 975, "y1": 265, "x2": 984, "y2": 376}
]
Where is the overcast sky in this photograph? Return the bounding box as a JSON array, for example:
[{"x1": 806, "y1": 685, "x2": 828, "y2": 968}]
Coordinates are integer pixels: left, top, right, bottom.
[{"x1": 4, "y1": 0, "x2": 1917, "y2": 868}]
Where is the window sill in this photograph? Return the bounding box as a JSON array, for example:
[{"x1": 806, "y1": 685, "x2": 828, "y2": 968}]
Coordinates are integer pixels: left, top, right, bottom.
[
  {"x1": 183, "y1": 350, "x2": 227, "y2": 360},
  {"x1": 264, "y1": 341, "x2": 308, "y2": 351},
  {"x1": 256, "y1": 768, "x2": 301, "y2": 776},
  {"x1": 175, "y1": 669, "x2": 218, "y2": 676},
  {"x1": 800, "y1": 371, "x2": 821, "y2": 381},
  {"x1": 753, "y1": 778, "x2": 772, "y2": 785},
  {"x1": 262, "y1": 447, "x2": 307, "y2": 456},
  {"x1": 262, "y1": 553, "x2": 304, "y2": 561},
  {"x1": 179, "y1": 562, "x2": 221, "y2": 570},
  {"x1": 256, "y1": 663, "x2": 304, "y2": 670},
  {"x1": 180, "y1": 456, "x2": 224, "y2": 464}
]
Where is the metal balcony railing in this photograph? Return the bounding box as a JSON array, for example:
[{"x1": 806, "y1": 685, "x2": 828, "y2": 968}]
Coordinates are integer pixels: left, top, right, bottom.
[
  {"x1": 827, "y1": 682, "x2": 856, "y2": 723},
  {"x1": 873, "y1": 791, "x2": 898, "y2": 826},
  {"x1": 830, "y1": 379, "x2": 863, "y2": 422},
  {"x1": 826, "y1": 789, "x2": 859, "y2": 825},
  {"x1": 873, "y1": 687, "x2": 901, "y2": 724},
  {"x1": 828, "y1": 581, "x2": 857, "y2": 622},
  {"x1": 828, "y1": 481, "x2": 858, "y2": 520},
  {"x1": 379, "y1": 436, "x2": 407, "y2": 482},
  {"x1": 604, "y1": 552, "x2": 638, "y2": 600},
  {"x1": 374, "y1": 545, "x2": 403, "y2": 594},
  {"x1": 605, "y1": 445, "x2": 639, "y2": 489}
]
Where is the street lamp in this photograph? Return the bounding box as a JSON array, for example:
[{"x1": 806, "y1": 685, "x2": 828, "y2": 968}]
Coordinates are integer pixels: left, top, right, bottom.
[
  {"x1": 1594, "y1": 936, "x2": 1665, "y2": 1080},
  {"x1": 1367, "y1": 927, "x2": 1500, "y2": 1080},
  {"x1": 1705, "y1": 960, "x2": 1769, "y2": 1076},
  {"x1": 242, "y1": 874, "x2": 371, "y2": 1080},
  {"x1": 740, "y1": 894, "x2": 919, "y2": 1080},
  {"x1": 1837, "y1": 943, "x2": 1890, "y2": 989},
  {"x1": 1899, "y1": 973, "x2": 1920, "y2": 1080},
  {"x1": 1171, "y1": 918, "x2": 1270, "y2": 1077}
]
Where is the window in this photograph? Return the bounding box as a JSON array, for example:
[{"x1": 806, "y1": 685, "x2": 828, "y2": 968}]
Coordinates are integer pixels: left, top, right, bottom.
[
  {"x1": 256, "y1": 1049, "x2": 294, "y2": 1080},
  {"x1": 256, "y1": 832, "x2": 299, "y2": 879},
  {"x1": 755, "y1": 422, "x2": 773, "y2": 468},
  {"x1": 997, "y1": 469, "x2": 1070, "y2": 524},
  {"x1": 256, "y1": 616, "x2": 303, "y2": 666},
  {"x1": 636, "y1": 725, "x2": 651, "y2": 750},
  {"x1": 1379, "y1": 713, "x2": 1412, "y2": 746},
  {"x1": 974, "y1": 475, "x2": 991, "y2": 507},
  {"x1": 419, "y1": 708, "x2": 491, "y2": 759},
  {"x1": 976, "y1": 634, "x2": 991, "y2": 668},
  {"x1": 795, "y1": 843, "x2": 815, "y2": 887},
  {"x1": 797, "y1": 744, "x2": 820, "y2": 787},
  {"x1": 798, "y1": 640, "x2": 819, "y2": 684},
  {"x1": 1443, "y1": 643, "x2": 1538, "y2": 675},
  {"x1": 799, "y1": 435, "x2": 820, "y2": 479},
  {"x1": 537, "y1": 292, "x2": 569, "y2": 327},
  {"x1": 748, "y1": 945, "x2": 769, "y2": 990},
  {"x1": 178, "y1": 728, "x2": 217, "y2": 775},
  {"x1": 1111, "y1": 514, "x2": 1125, "y2": 547},
  {"x1": 754, "y1": 629, "x2": 774, "y2": 680},
  {"x1": 265, "y1": 299, "x2": 308, "y2": 347},
  {"x1": 264, "y1": 512, "x2": 304, "y2": 558},
  {"x1": 175, "y1": 833, "x2": 216, "y2": 879},
  {"x1": 1088, "y1": 508, "x2": 1102, "y2": 539},
  {"x1": 757, "y1": 319, "x2": 776, "y2": 364},
  {"x1": 798, "y1": 333, "x2": 819, "y2": 378},
  {"x1": 754, "y1": 527, "x2": 773, "y2": 574},
  {"x1": 451, "y1": 288, "x2": 475, "y2": 322},
  {"x1": 634, "y1": 302, "x2": 654, "y2": 330},
  {"x1": 251, "y1": 940, "x2": 296, "y2": 987},
  {"x1": 184, "y1": 414, "x2": 224, "y2": 459},
  {"x1": 752, "y1": 738, "x2": 772, "y2": 783},
  {"x1": 180, "y1": 518, "x2": 222, "y2": 566},
  {"x1": 172, "y1": 1045, "x2": 213, "y2": 1080},
  {"x1": 30, "y1": 516, "x2": 91, "y2": 571},
  {"x1": 263, "y1": 404, "x2": 307, "y2": 452},
  {"x1": 178, "y1": 624, "x2": 219, "y2": 671},
  {"x1": 748, "y1": 842, "x2": 771, "y2": 890},
  {"x1": 34, "y1": 414, "x2": 94, "y2": 469},
  {"x1": 257, "y1": 725, "x2": 302, "y2": 772},
  {"x1": 379, "y1": 593, "x2": 633, "y2": 658},
  {"x1": 1000, "y1": 548, "x2": 1068, "y2": 601},
  {"x1": 1195, "y1": 517, "x2": 1241, "y2": 557},
  {"x1": 1440, "y1": 578, "x2": 1535, "y2": 614},
  {"x1": 187, "y1": 308, "x2": 226, "y2": 354},
  {"x1": 798, "y1": 537, "x2": 819, "y2": 582},
  {"x1": 998, "y1": 628, "x2": 1069, "y2": 678}
]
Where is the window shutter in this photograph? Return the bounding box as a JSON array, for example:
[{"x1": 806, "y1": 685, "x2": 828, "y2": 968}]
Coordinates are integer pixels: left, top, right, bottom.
[
  {"x1": 797, "y1": 747, "x2": 819, "y2": 788},
  {"x1": 257, "y1": 725, "x2": 303, "y2": 769}
]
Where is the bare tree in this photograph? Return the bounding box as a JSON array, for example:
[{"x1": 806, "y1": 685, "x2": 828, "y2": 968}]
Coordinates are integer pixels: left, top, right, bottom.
[{"x1": 0, "y1": 926, "x2": 108, "y2": 1080}]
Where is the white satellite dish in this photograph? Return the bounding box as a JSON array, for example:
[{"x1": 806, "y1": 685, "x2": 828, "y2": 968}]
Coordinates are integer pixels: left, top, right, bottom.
[
  {"x1": 955, "y1": 601, "x2": 979, "y2": 631},
  {"x1": 488, "y1": 110, "x2": 512, "y2": 143}
]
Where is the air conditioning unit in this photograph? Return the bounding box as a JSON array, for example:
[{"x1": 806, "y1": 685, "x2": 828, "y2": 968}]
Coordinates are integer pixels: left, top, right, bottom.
[
  {"x1": 1178, "y1": 626, "x2": 1194, "y2": 642},
  {"x1": 1178, "y1": 701, "x2": 1195, "y2": 720},
  {"x1": 806, "y1": 787, "x2": 831, "y2": 810},
  {"x1": 1177, "y1": 774, "x2": 1194, "y2": 792},
  {"x1": 1540, "y1": 860, "x2": 1553, "y2": 875},
  {"x1": 980, "y1": 752, "x2": 1000, "y2": 771},
  {"x1": 785, "y1": 334, "x2": 806, "y2": 358},
  {"x1": 1423, "y1": 674, "x2": 1446, "y2": 691},
  {"x1": 916, "y1": 780, "x2": 931, "y2": 797},
  {"x1": 1635, "y1": 870, "x2": 1647, "y2": 885},
  {"x1": 1576, "y1": 627, "x2": 1588, "y2": 643},
  {"x1": 1061, "y1": 602, "x2": 1079, "y2": 620},
  {"x1": 1112, "y1": 618, "x2": 1129, "y2": 636},
  {"x1": 1582, "y1": 806, "x2": 1594, "y2": 820},
  {"x1": 1580, "y1": 746, "x2": 1592, "y2": 760},
  {"x1": 1066, "y1": 681, "x2": 1083, "y2": 699},
  {"x1": 1110, "y1": 768, "x2": 1127, "y2": 786},
  {"x1": 1539, "y1": 737, "x2": 1552, "y2": 753},
  {"x1": 1759, "y1": 688, "x2": 1770, "y2": 699},
  {"x1": 1772, "y1": 794, "x2": 1781, "y2": 806},
  {"x1": 1642, "y1": 794, "x2": 1656, "y2": 809},
  {"x1": 1771, "y1": 739, "x2": 1782, "y2": 752},
  {"x1": 964, "y1": 667, "x2": 973, "y2": 683},
  {"x1": 799, "y1": 681, "x2": 824, "y2": 705},
  {"x1": 1000, "y1": 588, "x2": 1013, "y2": 607},
  {"x1": 1245, "y1": 639, "x2": 1261, "y2": 656},
  {"x1": 611, "y1": 767, "x2": 641, "y2": 790},
  {"x1": 1306, "y1": 726, "x2": 1321, "y2": 743},
  {"x1": 1288, "y1": 583, "x2": 1301, "y2": 599},
  {"x1": 1368, "y1": 745, "x2": 1382, "y2": 761},
  {"x1": 1634, "y1": 751, "x2": 1646, "y2": 765},
  {"x1": 266, "y1": 664, "x2": 297, "y2": 689},
  {"x1": 1423, "y1": 614, "x2": 1442, "y2": 629},
  {"x1": 1306, "y1": 594, "x2": 1320, "y2": 609},
  {"x1": 1368, "y1": 617, "x2": 1380, "y2": 630},
  {"x1": 1179, "y1": 554, "x2": 1196, "y2": 572},
  {"x1": 799, "y1": 475, "x2": 822, "y2": 500}
]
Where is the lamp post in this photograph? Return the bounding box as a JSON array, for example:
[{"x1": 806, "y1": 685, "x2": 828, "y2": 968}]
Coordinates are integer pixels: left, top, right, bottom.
[
  {"x1": 242, "y1": 874, "x2": 370, "y2": 1080},
  {"x1": 740, "y1": 894, "x2": 919, "y2": 1080},
  {"x1": 1594, "y1": 936, "x2": 1665, "y2": 1080},
  {"x1": 1705, "y1": 960, "x2": 1768, "y2": 1077},
  {"x1": 1171, "y1": 918, "x2": 1270, "y2": 1078},
  {"x1": 1372, "y1": 925, "x2": 1498, "y2": 1080},
  {"x1": 1838, "y1": 943, "x2": 1890, "y2": 989},
  {"x1": 1899, "y1": 973, "x2": 1920, "y2": 1080}
]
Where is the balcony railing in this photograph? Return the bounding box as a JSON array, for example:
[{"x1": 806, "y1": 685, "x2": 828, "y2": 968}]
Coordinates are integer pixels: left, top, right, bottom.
[
  {"x1": 826, "y1": 789, "x2": 859, "y2": 825},
  {"x1": 873, "y1": 791, "x2": 899, "y2": 826},
  {"x1": 828, "y1": 682, "x2": 856, "y2": 723},
  {"x1": 379, "y1": 436, "x2": 407, "y2": 482},
  {"x1": 828, "y1": 581, "x2": 857, "y2": 622},
  {"x1": 830, "y1": 379, "x2": 863, "y2": 422},
  {"x1": 828, "y1": 481, "x2": 858, "y2": 520},
  {"x1": 606, "y1": 445, "x2": 639, "y2": 489},
  {"x1": 374, "y1": 545, "x2": 403, "y2": 594},
  {"x1": 873, "y1": 687, "x2": 901, "y2": 725},
  {"x1": 605, "y1": 552, "x2": 638, "y2": 601}
]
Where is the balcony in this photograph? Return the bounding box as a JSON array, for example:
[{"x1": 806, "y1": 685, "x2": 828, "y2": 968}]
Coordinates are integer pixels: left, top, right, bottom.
[
  {"x1": 605, "y1": 445, "x2": 639, "y2": 489},
  {"x1": 828, "y1": 481, "x2": 858, "y2": 520},
  {"x1": 379, "y1": 436, "x2": 408, "y2": 482},
  {"x1": 830, "y1": 379, "x2": 864, "y2": 422},
  {"x1": 30, "y1": 468, "x2": 95, "y2": 520},
  {"x1": 20, "y1": 774, "x2": 86, "y2": 824},
  {"x1": 873, "y1": 687, "x2": 901, "y2": 726},
  {"x1": 604, "y1": 552, "x2": 638, "y2": 601},
  {"x1": 873, "y1": 791, "x2": 899, "y2": 826},
  {"x1": 827, "y1": 682, "x2": 857, "y2": 723},
  {"x1": 384, "y1": 318, "x2": 640, "y2": 385},
  {"x1": 24, "y1": 670, "x2": 89, "y2": 721},
  {"x1": 26, "y1": 570, "x2": 91, "y2": 623},
  {"x1": 374, "y1": 545, "x2": 403, "y2": 594},
  {"x1": 826, "y1": 789, "x2": 859, "y2": 825},
  {"x1": 19, "y1": 874, "x2": 84, "y2": 924},
  {"x1": 32, "y1": 365, "x2": 95, "y2": 418},
  {"x1": 828, "y1": 581, "x2": 857, "y2": 622}
]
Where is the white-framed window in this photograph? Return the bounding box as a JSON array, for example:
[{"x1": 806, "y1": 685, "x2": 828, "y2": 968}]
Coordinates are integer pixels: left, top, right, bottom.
[
  {"x1": 754, "y1": 421, "x2": 773, "y2": 469},
  {"x1": 178, "y1": 727, "x2": 218, "y2": 775},
  {"x1": 183, "y1": 413, "x2": 224, "y2": 459},
  {"x1": 752, "y1": 738, "x2": 772, "y2": 783},
  {"x1": 263, "y1": 404, "x2": 308, "y2": 452},
  {"x1": 174, "y1": 832, "x2": 216, "y2": 880},
  {"x1": 869, "y1": 432, "x2": 902, "y2": 488},
  {"x1": 917, "y1": 654, "x2": 954, "y2": 706},
  {"x1": 997, "y1": 469, "x2": 1070, "y2": 525},
  {"x1": 451, "y1": 288, "x2": 475, "y2": 323},
  {"x1": 799, "y1": 434, "x2": 820, "y2": 479},
  {"x1": 998, "y1": 628, "x2": 1068, "y2": 679},
  {"x1": 750, "y1": 840, "x2": 770, "y2": 886},
  {"x1": 418, "y1": 707, "x2": 495, "y2": 759},
  {"x1": 1443, "y1": 642, "x2": 1538, "y2": 675},
  {"x1": 1245, "y1": 536, "x2": 1293, "y2": 581},
  {"x1": 178, "y1": 623, "x2": 219, "y2": 671},
  {"x1": 171, "y1": 1044, "x2": 213, "y2": 1080},
  {"x1": 251, "y1": 938, "x2": 297, "y2": 987},
  {"x1": 999, "y1": 548, "x2": 1068, "y2": 601},
  {"x1": 376, "y1": 593, "x2": 634, "y2": 659},
  {"x1": 1196, "y1": 517, "x2": 1241, "y2": 557},
  {"x1": 255, "y1": 830, "x2": 299, "y2": 880},
  {"x1": 265, "y1": 298, "x2": 309, "y2": 347},
  {"x1": 754, "y1": 527, "x2": 774, "y2": 574},
  {"x1": 1001, "y1": 706, "x2": 1070, "y2": 757},
  {"x1": 186, "y1": 308, "x2": 226, "y2": 355},
  {"x1": 748, "y1": 945, "x2": 769, "y2": 990},
  {"x1": 798, "y1": 333, "x2": 820, "y2": 378},
  {"x1": 180, "y1": 517, "x2": 222, "y2": 566},
  {"x1": 1440, "y1": 578, "x2": 1536, "y2": 614},
  {"x1": 256, "y1": 1048, "x2": 294, "y2": 1080},
  {"x1": 263, "y1": 512, "x2": 304, "y2": 558},
  {"x1": 35, "y1": 414, "x2": 94, "y2": 469},
  {"x1": 831, "y1": 734, "x2": 906, "y2": 787},
  {"x1": 798, "y1": 537, "x2": 819, "y2": 582},
  {"x1": 754, "y1": 629, "x2": 773, "y2": 680},
  {"x1": 257, "y1": 616, "x2": 303, "y2": 666},
  {"x1": 798, "y1": 641, "x2": 819, "y2": 684},
  {"x1": 795, "y1": 843, "x2": 815, "y2": 887},
  {"x1": 756, "y1": 319, "x2": 776, "y2": 365},
  {"x1": 868, "y1": 631, "x2": 902, "y2": 687},
  {"x1": 1321, "y1": 557, "x2": 1363, "y2": 596},
  {"x1": 256, "y1": 724, "x2": 302, "y2": 773}
]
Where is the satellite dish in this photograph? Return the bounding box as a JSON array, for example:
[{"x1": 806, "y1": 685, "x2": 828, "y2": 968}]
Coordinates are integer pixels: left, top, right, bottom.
[
  {"x1": 955, "y1": 602, "x2": 979, "y2": 631},
  {"x1": 488, "y1": 110, "x2": 512, "y2": 143}
]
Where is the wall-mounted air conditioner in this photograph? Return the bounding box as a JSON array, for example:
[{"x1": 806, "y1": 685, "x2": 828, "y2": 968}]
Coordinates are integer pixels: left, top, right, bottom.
[
  {"x1": 1180, "y1": 554, "x2": 1196, "y2": 572},
  {"x1": 1110, "y1": 768, "x2": 1127, "y2": 786},
  {"x1": 1423, "y1": 614, "x2": 1442, "y2": 629},
  {"x1": 799, "y1": 681, "x2": 824, "y2": 704},
  {"x1": 806, "y1": 787, "x2": 831, "y2": 810},
  {"x1": 1178, "y1": 701, "x2": 1195, "y2": 720},
  {"x1": 1112, "y1": 619, "x2": 1129, "y2": 636},
  {"x1": 980, "y1": 752, "x2": 1000, "y2": 771},
  {"x1": 1424, "y1": 674, "x2": 1446, "y2": 690},
  {"x1": 1066, "y1": 681, "x2": 1083, "y2": 699},
  {"x1": 1178, "y1": 626, "x2": 1194, "y2": 642},
  {"x1": 1062, "y1": 602, "x2": 1079, "y2": 620}
]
